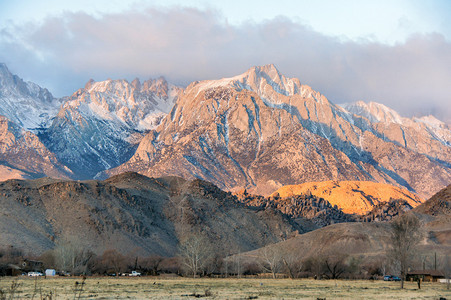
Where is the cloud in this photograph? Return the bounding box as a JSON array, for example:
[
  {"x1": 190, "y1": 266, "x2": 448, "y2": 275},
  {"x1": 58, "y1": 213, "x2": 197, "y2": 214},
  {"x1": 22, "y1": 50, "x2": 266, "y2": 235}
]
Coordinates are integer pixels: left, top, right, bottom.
[{"x1": 1, "y1": 7, "x2": 451, "y2": 122}]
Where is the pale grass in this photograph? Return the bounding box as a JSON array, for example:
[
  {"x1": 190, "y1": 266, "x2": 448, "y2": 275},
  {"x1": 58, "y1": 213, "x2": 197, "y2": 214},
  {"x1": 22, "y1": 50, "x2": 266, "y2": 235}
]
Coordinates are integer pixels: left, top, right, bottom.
[{"x1": 0, "y1": 276, "x2": 450, "y2": 299}]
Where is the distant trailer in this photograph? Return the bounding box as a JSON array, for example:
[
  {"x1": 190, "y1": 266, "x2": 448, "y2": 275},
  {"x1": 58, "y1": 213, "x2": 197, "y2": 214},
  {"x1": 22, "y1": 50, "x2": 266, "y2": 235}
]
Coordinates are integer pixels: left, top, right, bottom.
[{"x1": 45, "y1": 269, "x2": 56, "y2": 276}]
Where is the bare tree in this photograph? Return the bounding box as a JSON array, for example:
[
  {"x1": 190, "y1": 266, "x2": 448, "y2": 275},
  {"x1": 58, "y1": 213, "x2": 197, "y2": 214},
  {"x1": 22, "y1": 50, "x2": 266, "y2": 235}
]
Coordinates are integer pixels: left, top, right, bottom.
[
  {"x1": 280, "y1": 248, "x2": 303, "y2": 279},
  {"x1": 178, "y1": 233, "x2": 214, "y2": 278},
  {"x1": 303, "y1": 251, "x2": 351, "y2": 279},
  {"x1": 53, "y1": 240, "x2": 95, "y2": 275},
  {"x1": 53, "y1": 239, "x2": 79, "y2": 273},
  {"x1": 140, "y1": 255, "x2": 164, "y2": 276},
  {"x1": 99, "y1": 249, "x2": 128, "y2": 275},
  {"x1": 258, "y1": 247, "x2": 283, "y2": 279},
  {"x1": 442, "y1": 254, "x2": 450, "y2": 290},
  {"x1": 304, "y1": 255, "x2": 323, "y2": 279},
  {"x1": 322, "y1": 252, "x2": 349, "y2": 279},
  {"x1": 228, "y1": 252, "x2": 243, "y2": 278},
  {"x1": 388, "y1": 213, "x2": 422, "y2": 289},
  {"x1": 225, "y1": 245, "x2": 244, "y2": 278}
]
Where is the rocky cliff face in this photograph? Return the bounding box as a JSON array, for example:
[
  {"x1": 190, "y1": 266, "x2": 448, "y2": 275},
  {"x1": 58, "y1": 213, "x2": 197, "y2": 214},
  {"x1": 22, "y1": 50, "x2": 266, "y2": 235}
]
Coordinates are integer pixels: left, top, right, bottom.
[
  {"x1": 0, "y1": 63, "x2": 62, "y2": 130},
  {"x1": 414, "y1": 183, "x2": 451, "y2": 216},
  {"x1": 108, "y1": 64, "x2": 451, "y2": 199},
  {"x1": 358, "y1": 199, "x2": 413, "y2": 222},
  {"x1": 0, "y1": 115, "x2": 73, "y2": 179},
  {"x1": 0, "y1": 64, "x2": 183, "y2": 181},
  {"x1": 272, "y1": 181, "x2": 423, "y2": 215},
  {"x1": 39, "y1": 77, "x2": 181, "y2": 179},
  {"x1": 0, "y1": 172, "x2": 301, "y2": 256},
  {"x1": 341, "y1": 101, "x2": 451, "y2": 165},
  {"x1": 236, "y1": 191, "x2": 355, "y2": 228},
  {"x1": 0, "y1": 63, "x2": 449, "y2": 198}
]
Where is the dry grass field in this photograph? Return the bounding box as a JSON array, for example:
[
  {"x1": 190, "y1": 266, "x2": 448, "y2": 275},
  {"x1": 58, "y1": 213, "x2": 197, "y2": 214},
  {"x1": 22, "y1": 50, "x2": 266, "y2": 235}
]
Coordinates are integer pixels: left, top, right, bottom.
[{"x1": 0, "y1": 276, "x2": 450, "y2": 299}]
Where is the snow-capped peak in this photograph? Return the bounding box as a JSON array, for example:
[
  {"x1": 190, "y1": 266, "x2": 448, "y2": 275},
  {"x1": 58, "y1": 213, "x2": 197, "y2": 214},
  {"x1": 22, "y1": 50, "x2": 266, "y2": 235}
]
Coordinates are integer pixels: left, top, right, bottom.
[
  {"x1": 0, "y1": 63, "x2": 62, "y2": 130},
  {"x1": 63, "y1": 77, "x2": 181, "y2": 131},
  {"x1": 340, "y1": 101, "x2": 404, "y2": 124},
  {"x1": 191, "y1": 64, "x2": 303, "y2": 103},
  {"x1": 414, "y1": 115, "x2": 446, "y2": 128}
]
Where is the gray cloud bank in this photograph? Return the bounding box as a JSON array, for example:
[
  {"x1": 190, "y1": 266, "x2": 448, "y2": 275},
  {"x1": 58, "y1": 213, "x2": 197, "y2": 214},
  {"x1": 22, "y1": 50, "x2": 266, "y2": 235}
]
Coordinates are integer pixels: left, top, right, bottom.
[{"x1": 1, "y1": 7, "x2": 450, "y2": 122}]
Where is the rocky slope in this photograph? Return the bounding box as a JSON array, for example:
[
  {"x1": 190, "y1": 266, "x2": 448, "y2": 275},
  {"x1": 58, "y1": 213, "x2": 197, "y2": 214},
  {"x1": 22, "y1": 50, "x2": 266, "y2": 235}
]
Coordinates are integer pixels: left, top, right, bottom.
[
  {"x1": 0, "y1": 64, "x2": 74, "y2": 180},
  {"x1": 413, "y1": 184, "x2": 451, "y2": 245},
  {"x1": 0, "y1": 63, "x2": 449, "y2": 197},
  {"x1": 237, "y1": 184, "x2": 418, "y2": 228},
  {"x1": 0, "y1": 172, "x2": 301, "y2": 256},
  {"x1": 108, "y1": 64, "x2": 451, "y2": 199},
  {"x1": 40, "y1": 78, "x2": 181, "y2": 179},
  {"x1": 271, "y1": 181, "x2": 423, "y2": 214},
  {"x1": 0, "y1": 63, "x2": 184, "y2": 180},
  {"x1": 0, "y1": 63, "x2": 62, "y2": 130},
  {"x1": 0, "y1": 116, "x2": 73, "y2": 180},
  {"x1": 236, "y1": 191, "x2": 354, "y2": 228},
  {"x1": 358, "y1": 199, "x2": 414, "y2": 222},
  {"x1": 239, "y1": 190, "x2": 451, "y2": 273},
  {"x1": 341, "y1": 101, "x2": 451, "y2": 165},
  {"x1": 414, "y1": 183, "x2": 451, "y2": 216}
]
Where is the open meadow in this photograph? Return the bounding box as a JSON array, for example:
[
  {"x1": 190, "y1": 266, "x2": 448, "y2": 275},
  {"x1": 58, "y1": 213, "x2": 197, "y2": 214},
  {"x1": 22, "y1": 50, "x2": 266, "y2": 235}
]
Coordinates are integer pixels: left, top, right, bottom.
[{"x1": 0, "y1": 277, "x2": 450, "y2": 299}]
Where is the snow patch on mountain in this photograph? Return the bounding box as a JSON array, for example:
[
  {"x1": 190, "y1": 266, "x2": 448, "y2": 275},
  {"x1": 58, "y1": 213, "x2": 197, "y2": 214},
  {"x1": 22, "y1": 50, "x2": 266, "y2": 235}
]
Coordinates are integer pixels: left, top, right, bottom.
[
  {"x1": 339, "y1": 101, "x2": 404, "y2": 124},
  {"x1": 0, "y1": 63, "x2": 63, "y2": 130},
  {"x1": 340, "y1": 100, "x2": 451, "y2": 149},
  {"x1": 414, "y1": 115, "x2": 446, "y2": 128},
  {"x1": 68, "y1": 77, "x2": 180, "y2": 131},
  {"x1": 193, "y1": 64, "x2": 303, "y2": 104},
  {"x1": 42, "y1": 76, "x2": 182, "y2": 179}
]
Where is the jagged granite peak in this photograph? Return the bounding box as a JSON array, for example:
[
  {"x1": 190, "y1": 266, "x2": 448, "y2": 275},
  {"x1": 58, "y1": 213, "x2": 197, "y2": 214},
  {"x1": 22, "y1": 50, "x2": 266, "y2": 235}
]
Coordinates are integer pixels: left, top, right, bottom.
[
  {"x1": 40, "y1": 76, "x2": 182, "y2": 179},
  {"x1": 340, "y1": 100, "x2": 451, "y2": 164},
  {"x1": 108, "y1": 65, "x2": 451, "y2": 199},
  {"x1": 0, "y1": 63, "x2": 62, "y2": 130},
  {"x1": 0, "y1": 115, "x2": 73, "y2": 180},
  {"x1": 340, "y1": 101, "x2": 404, "y2": 124},
  {"x1": 71, "y1": 76, "x2": 180, "y2": 130},
  {"x1": 191, "y1": 64, "x2": 305, "y2": 101}
]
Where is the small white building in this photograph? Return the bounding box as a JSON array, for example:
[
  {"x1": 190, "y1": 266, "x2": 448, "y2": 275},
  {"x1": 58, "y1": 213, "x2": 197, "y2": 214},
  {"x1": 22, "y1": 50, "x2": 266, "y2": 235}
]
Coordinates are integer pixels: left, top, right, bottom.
[{"x1": 45, "y1": 269, "x2": 56, "y2": 276}]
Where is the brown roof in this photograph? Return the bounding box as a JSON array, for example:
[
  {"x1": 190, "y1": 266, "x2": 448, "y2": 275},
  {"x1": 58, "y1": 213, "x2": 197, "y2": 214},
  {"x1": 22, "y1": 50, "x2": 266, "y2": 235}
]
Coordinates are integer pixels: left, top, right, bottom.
[{"x1": 407, "y1": 270, "x2": 445, "y2": 277}]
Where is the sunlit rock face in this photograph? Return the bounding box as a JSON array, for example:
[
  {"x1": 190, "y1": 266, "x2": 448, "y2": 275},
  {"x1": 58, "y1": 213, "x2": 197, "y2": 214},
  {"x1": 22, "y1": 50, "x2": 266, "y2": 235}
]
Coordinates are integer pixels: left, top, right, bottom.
[
  {"x1": 40, "y1": 77, "x2": 182, "y2": 179},
  {"x1": 0, "y1": 115, "x2": 73, "y2": 179},
  {"x1": 109, "y1": 64, "x2": 451, "y2": 199},
  {"x1": 271, "y1": 180, "x2": 423, "y2": 215},
  {"x1": 0, "y1": 63, "x2": 62, "y2": 130}
]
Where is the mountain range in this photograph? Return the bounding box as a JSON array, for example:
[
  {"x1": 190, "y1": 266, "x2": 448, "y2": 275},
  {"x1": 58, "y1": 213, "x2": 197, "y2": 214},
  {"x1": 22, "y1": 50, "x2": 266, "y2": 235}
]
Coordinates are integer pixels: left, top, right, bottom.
[
  {"x1": 107, "y1": 64, "x2": 450, "y2": 199},
  {"x1": 0, "y1": 63, "x2": 450, "y2": 199}
]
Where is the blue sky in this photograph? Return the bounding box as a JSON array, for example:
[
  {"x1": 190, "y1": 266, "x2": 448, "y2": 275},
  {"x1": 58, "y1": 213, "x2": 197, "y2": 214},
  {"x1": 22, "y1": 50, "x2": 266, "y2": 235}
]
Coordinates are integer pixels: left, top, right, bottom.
[
  {"x1": 2, "y1": 0, "x2": 450, "y2": 44},
  {"x1": 1, "y1": 0, "x2": 451, "y2": 120}
]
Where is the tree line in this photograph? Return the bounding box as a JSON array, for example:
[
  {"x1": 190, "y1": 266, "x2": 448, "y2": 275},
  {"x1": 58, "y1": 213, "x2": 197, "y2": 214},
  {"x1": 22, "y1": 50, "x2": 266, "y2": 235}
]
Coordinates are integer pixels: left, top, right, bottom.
[{"x1": 0, "y1": 213, "x2": 449, "y2": 289}]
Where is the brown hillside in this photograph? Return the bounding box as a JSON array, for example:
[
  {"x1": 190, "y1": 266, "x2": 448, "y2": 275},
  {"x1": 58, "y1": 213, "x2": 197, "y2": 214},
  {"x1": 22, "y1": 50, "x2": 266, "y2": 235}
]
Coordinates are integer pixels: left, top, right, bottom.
[
  {"x1": 0, "y1": 172, "x2": 302, "y2": 256},
  {"x1": 271, "y1": 181, "x2": 423, "y2": 214},
  {"x1": 240, "y1": 213, "x2": 451, "y2": 272},
  {"x1": 414, "y1": 183, "x2": 451, "y2": 216},
  {"x1": 413, "y1": 184, "x2": 451, "y2": 244},
  {"x1": 239, "y1": 186, "x2": 451, "y2": 273}
]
